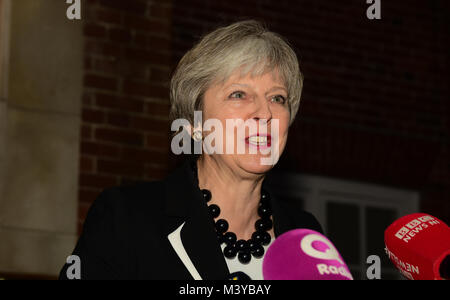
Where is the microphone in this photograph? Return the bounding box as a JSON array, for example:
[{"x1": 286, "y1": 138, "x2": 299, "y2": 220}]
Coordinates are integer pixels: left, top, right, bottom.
[
  {"x1": 384, "y1": 213, "x2": 450, "y2": 280},
  {"x1": 262, "y1": 229, "x2": 353, "y2": 280}
]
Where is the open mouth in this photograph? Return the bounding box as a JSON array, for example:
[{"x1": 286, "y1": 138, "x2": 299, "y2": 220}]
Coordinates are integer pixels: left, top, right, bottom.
[{"x1": 245, "y1": 134, "x2": 271, "y2": 148}]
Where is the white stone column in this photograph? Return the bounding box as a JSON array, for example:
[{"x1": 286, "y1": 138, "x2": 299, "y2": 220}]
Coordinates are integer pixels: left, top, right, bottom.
[
  {"x1": 0, "y1": 0, "x2": 11, "y2": 232},
  {"x1": 0, "y1": 0, "x2": 82, "y2": 276}
]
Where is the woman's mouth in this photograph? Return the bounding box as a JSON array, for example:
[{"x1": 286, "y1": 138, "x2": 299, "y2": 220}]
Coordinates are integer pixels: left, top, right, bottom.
[{"x1": 245, "y1": 134, "x2": 271, "y2": 149}]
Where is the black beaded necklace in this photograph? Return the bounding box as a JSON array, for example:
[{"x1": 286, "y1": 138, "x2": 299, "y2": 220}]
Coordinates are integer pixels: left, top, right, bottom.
[{"x1": 192, "y1": 160, "x2": 274, "y2": 264}]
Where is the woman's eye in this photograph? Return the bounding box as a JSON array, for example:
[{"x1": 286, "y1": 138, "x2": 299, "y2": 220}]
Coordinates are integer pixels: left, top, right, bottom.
[
  {"x1": 271, "y1": 95, "x2": 287, "y2": 104},
  {"x1": 229, "y1": 91, "x2": 246, "y2": 99}
]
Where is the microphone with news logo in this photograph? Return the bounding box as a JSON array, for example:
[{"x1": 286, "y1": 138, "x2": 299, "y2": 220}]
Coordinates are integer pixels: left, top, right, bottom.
[
  {"x1": 262, "y1": 229, "x2": 353, "y2": 280},
  {"x1": 384, "y1": 213, "x2": 450, "y2": 280}
]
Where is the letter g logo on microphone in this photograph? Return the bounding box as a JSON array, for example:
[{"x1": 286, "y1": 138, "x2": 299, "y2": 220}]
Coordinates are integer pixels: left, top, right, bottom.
[{"x1": 300, "y1": 234, "x2": 344, "y2": 265}]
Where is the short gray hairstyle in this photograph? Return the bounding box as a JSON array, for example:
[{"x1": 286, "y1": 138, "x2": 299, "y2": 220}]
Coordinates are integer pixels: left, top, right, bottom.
[{"x1": 170, "y1": 20, "x2": 304, "y2": 126}]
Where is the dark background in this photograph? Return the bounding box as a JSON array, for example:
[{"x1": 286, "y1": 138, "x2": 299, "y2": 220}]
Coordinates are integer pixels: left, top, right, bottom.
[{"x1": 76, "y1": 0, "x2": 448, "y2": 279}]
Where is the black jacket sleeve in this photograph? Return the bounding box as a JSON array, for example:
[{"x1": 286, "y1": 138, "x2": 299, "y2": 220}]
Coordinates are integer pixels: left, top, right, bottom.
[{"x1": 59, "y1": 187, "x2": 131, "y2": 280}]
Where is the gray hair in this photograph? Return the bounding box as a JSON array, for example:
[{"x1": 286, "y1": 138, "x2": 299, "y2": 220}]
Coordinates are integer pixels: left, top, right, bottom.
[{"x1": 170, "y1": 20, "x2": 304, "y2": 126}]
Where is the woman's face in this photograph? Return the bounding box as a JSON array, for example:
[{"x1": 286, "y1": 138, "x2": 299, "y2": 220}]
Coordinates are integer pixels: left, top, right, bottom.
[{"x1": 201, "y1": 68, "x2": 290, "y2": 177}]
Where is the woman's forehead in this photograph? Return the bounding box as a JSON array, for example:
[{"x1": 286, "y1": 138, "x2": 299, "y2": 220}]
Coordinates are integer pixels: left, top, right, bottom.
[{"x1": 216, "y1": 67, "x2": 285, "y2": 89}]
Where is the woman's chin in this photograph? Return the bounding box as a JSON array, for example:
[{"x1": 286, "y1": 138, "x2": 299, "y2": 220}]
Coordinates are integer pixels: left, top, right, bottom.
[{"x1": 237, "y1": 154, "x2": 276, "y2": 175}]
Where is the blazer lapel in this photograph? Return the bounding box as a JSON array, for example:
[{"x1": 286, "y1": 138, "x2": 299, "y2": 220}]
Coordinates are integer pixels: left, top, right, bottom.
[
  {"x1": 263, "y1": 182, "x2": 292, "y2": 237},
  {"x1": 167, "y1": 221, "x2": 202, "y2": 279},
  {"x1": 164, "y1": 159, "x2": 229, "y2": 280},
  {"x1": 163, "y1": 158, "x2": 320, "y2": 279}
]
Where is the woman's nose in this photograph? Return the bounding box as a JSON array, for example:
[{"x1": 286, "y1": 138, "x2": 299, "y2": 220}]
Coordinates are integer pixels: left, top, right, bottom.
[{"x1": 252, "y1": 98, "x2": 272, "y2": 124}]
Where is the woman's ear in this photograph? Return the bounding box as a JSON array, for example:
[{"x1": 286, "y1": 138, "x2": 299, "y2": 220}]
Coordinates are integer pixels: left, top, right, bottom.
[{"x1": 184, "y1": 123, "x2": 203, "y2": 142}]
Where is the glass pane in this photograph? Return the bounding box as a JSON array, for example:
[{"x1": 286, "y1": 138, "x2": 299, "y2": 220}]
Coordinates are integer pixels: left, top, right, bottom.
[
  {"x1": 365, "y1": 206, "x2": 398, "y2": 279},
  {"x1": 326, "y1": 202, "x2": 360, "y2": 265}
]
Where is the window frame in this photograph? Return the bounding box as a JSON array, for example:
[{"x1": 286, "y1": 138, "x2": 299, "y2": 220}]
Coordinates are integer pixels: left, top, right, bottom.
[{"x1": 266, "y1": 171, "x2": 420, "y2": 279}]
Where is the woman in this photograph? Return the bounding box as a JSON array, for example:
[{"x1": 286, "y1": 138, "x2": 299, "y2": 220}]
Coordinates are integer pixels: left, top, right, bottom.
[{"x1": 60, "y1": 20, "x2": 322, "y2": 280}]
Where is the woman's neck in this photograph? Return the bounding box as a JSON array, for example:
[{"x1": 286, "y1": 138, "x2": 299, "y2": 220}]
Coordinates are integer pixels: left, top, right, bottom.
[{"x1": 196, "y1": 156, "x2": 266, "y2": 240}]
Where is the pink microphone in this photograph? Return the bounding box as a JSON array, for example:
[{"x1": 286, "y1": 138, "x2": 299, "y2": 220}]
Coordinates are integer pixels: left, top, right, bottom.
[{"x1": 262, "y1": 229, "x2": 353, "y2": 280}]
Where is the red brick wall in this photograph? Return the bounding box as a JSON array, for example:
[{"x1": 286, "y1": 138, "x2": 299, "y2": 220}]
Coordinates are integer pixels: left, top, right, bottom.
[
  {"x1": 79, "y1": 0, "x2": 173, "y2": 233},
  {"x1": 79, "y1": 0, "x2": 449, "y2": 232},
  {"x1": 170, "y1": 1, "x2": 449, "y2": 222}
]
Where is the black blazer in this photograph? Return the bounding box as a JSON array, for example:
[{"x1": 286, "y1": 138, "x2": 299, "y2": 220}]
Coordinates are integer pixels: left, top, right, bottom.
[{"x1": 59, "y1": 159, "x2": 323, "y2": 280}]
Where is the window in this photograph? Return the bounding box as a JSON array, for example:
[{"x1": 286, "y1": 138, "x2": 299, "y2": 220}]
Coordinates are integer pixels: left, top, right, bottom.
[{"x1": 266, "y1": 172, "x2": 419, "y2": 280}]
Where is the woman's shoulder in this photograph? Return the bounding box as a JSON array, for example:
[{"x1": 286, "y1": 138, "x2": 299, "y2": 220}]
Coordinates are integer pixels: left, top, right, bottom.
[
  {"x1": 84, "y1": 159, "x2": 194, "y2": 229},
  {"x1": 90, "y1": 180, "x2": 166, "y2": 217},
  {"x1": 78, "y1": 180, "x2": 168, "y2": 238},
  {"x1": 61, "y1": 179, "x2": 170, "y2": 279}
]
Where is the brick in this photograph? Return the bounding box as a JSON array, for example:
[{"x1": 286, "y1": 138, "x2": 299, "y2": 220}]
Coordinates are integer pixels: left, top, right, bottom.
[
  {"x1": 96, "y1": 93, "x2": 145, "y2": 113},
  {"x1": 147, "y1": 36, "x2": 171, "y2": 52},
  {"x1": 78, "y1": 188, "x2": 102, "y2": 205},
  {"x1": 84, "y1": 23, "x2": 107, "y2": 38},
  {"x1": 106, "y1": 111, "x2": 131, "y2": 127},
  {"x1": 82, "y1": 93, "x2": 94, "y2": 107},
  {"x1": 145, "y1": 102, "x2": 169, "y2": 117},
  {"x1": 84, "y1": 57, "x2": 92, "y2": 70},
  {"x1": 84, "y1": 74, "x2": 118, "y2": 91},
  {"x1": 145, "y1": 165, "x2": 169, "y2": 180},
  {"x1": 96, "y1": 8, "x2": 122, "y2": 25},
  {"x1": 82, "y1": 108, "x2": 105, "y2": 123},
  {"x1": 146, "y1": 133, "x2": 170, "y2": 149},
  {"x1": 109, "y1": 27, "x2": 132, "y2": 44},
  {"x1": 149, "y1": 66, "x2": 170, "y2": 83},
  {"x1": 91, "y1": 58, "x2": 120, "y2": 74},
  {"x1": 123, "y1": 80, "x2": 169, "y2": 99},
  {"x1": 133, "y1": 34, "x2": 148, "y2": 48},
  {"x1": 95, "y1": 128, "x2": 144, "y2": 146},
  {"x1": 149, "y1": 2, "x2": 172, "y2": 19},
  {"x1": 99, "y1": 0, "x2": 147, "y2": 14},
  {"x1": 79, "y1": 156, "x2": 94, "y2": 173},
  {"x1": 130, "y1": 116, "x2": 169, "y2": 133},
  {"x1": 124, "y1": 47, "x2": 171, "y2": 65},
  {"x1": 124, "y1": 16, "x2": 170, "y2": 33},
  {"x1": 81, "y1": 124, "x2": 93, "y2": 140},
  {"x1": 118, "y1": 62, "x2": 149, "y2": 79},
  {"x1": 120, "y1": 147, "x2": 168, "y2": 164},
  {"x1": 97, "y1": 159, "x2": 145, "y2": 177},
  {"x1": 79, "y1": 173, "x2": 118, "y2": 189},
  {"x1": 84, "y1": 41, "x2": 122, "y2": 58},
  {"x1": 80, "y1": 141, "x2": 120, "y2": 158}
]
